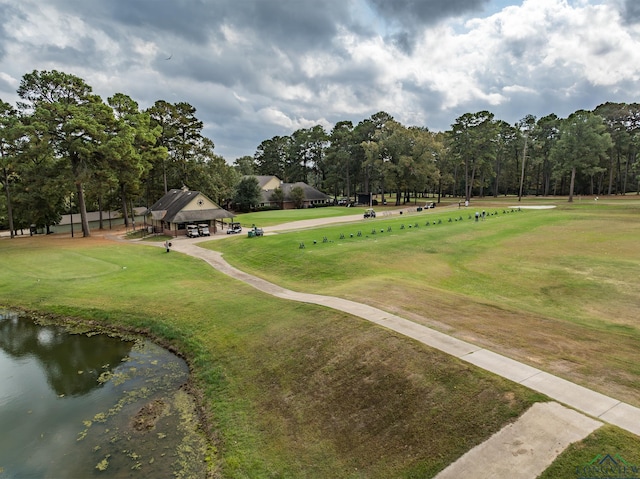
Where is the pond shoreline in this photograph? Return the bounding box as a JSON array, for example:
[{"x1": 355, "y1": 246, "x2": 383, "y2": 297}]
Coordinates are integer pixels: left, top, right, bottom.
[{"x1": 2, "y1": 305, "x2": 217, "y2": 479}]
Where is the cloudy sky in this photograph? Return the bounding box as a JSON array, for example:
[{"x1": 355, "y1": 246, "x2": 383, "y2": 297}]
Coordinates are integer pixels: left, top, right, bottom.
[{"x1": 0, "y1": 0, "x2": 639, "y2": 160}]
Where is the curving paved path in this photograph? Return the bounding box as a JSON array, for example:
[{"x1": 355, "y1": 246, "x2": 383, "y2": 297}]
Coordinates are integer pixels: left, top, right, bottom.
[
  {"x1": 130, "y1": 212, "x2": 640, "y2": 477},
  {"x1": 167, "y1": 237, "x2": 640, "y2": 434}
]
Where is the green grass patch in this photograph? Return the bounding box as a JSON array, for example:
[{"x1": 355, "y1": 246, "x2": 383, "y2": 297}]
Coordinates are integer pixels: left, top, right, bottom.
[
  {"x1": 2, "y1": 197, "x2": 639, "y2": 477},
  {"x1": 0, "y1": 235, "x2": 542, "y2": 478},
  {"x1": 539, "y1": 426, "x2": 640, "y2": 479},
  {"x1": 234, "y1": 204, "x2": 404, "y2": 228},
  {"x1": 206, "y1": 200, "x2": 640, "y2": 407}
]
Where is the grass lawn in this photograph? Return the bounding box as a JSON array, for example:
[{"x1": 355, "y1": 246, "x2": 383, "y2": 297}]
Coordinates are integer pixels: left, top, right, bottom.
[
  {"x1": 2, "y1": 195, "x2": 639, "y2": 477},
  {"x1": 0, "y1": 234, "x2": 542, "y2": 478},
  {"x1": 230, "y1": 197, "x2": 447, "y2": 228},
  {"x1": 539, "y1": 425, "x2": 640, "y2": 479},
  {"x1": 207, "y1": 197, "x2": 640, "y2": 408},
  {"x1": 232, "y1": 205, "x2": 373, "y2": 228}
]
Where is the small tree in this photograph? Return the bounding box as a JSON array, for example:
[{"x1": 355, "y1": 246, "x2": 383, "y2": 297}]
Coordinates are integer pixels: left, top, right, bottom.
[
  {"x1": 233, "y1": 176, "x2": 262, "y2": 212},
  {"x1": 270, "y1": 187, "x2": 284, "y2": 209},
  {"x1": 290, "y1": 185, "x2": 305, "y2": 209}
]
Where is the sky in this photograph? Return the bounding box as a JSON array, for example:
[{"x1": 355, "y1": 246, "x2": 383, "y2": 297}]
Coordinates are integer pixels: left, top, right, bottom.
[{"x1": 0, "y1": 0, "x2": 639, "y2": 161}]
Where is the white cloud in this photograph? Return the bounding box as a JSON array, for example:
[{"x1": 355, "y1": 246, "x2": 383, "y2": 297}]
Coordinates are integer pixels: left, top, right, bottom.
[
  {"x1": 0, "y1": 71, "x2": 18, "y2": 88},
  {"x1": 1, "y1": 0, "x2": 639, "y2": 159}
]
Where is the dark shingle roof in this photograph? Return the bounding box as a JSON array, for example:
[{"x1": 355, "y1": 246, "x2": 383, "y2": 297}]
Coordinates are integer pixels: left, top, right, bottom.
[
  {"x1": 261, "y1": 182, "x2": 330, "y2": 203},
  {"x1": 282, "y1": 182, "x2": 330, "y2": 201},
  {"x1": 148, "y1": 189, "x2": 234, "y2": 222},
  {"x1": 253, "y1": 175, "x2": 280, "y2": 189}
]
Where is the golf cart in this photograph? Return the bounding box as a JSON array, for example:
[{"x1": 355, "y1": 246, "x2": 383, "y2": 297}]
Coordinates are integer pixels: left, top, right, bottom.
[
  {"x1": 247, "y1": 225, "x2": 264, "y2": 237},
  {"x1": 186, "y1": 224, "x2": 199, "y2": 238},
  {"x1": 364, "y1": 208, "x2": 376, "y2": 218},
  {"x1": 227, "y1": 222, "x2": 242, "y2": 235},
  {"x1": 198, "y1": 224, "x2": 210, "y2": 236}
]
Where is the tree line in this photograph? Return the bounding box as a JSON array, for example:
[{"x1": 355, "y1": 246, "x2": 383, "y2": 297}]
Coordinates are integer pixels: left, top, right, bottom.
[
  {"x1": 1, "y1": 70, "x2": 638, "y2": 238},
  {"x1": 0, "y1": 70, "x2": 238, "y2": 238},
  {"x1": 245, "y1": 107, "x2": 637, "y2": 207}
]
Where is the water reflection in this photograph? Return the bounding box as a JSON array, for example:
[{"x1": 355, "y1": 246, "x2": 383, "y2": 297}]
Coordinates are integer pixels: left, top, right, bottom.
[
  {"x1": 0, "y1": 311, "x2": 207, "y2": 478},
  {"x1": 0, "y1": 311, "x2": 133, "y2": 397}
]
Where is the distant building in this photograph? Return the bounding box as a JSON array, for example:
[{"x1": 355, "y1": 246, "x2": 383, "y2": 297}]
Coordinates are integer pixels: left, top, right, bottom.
[
  {"x1": 147, "y1": 188, "x2": 234, "y2": 236},
  {"x1": 42, "y1": 208, "x2": 147, "y2": 235},
  {"x1": 252, "y1": 176, "x2": 330, "y2": 209}
]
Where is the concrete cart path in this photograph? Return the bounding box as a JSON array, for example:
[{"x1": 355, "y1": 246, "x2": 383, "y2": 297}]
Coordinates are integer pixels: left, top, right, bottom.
[
  {"x1": 165, "y1": 239, "x2": 640, "y2": 438},
  {"x1": 434, "y1": 402, "x2": 602, "y2": 479}
]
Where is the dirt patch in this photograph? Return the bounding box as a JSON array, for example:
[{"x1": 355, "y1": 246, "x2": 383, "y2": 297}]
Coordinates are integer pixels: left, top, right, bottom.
[{"x1": 132, "y1": 399, "x2": 168, "y2": 432}]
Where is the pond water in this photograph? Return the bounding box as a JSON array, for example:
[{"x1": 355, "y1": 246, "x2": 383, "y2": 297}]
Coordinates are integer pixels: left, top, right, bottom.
[{"x1": 0, "y1": 311, "x2": 208, "y2": 479}]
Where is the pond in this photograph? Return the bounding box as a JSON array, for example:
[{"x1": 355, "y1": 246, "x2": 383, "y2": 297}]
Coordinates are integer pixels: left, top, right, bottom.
[{"x1": 0, "y1": 311, "x2": 208, "y2": 478}]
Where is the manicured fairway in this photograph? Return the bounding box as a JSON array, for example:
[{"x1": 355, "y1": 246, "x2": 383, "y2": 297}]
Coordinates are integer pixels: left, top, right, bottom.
[
  {"x1": 2, "y1": 196, "x2": 639, "y2": 478},
  {"x1": 209, "y1": 198, "x2": 640, "y2": 408}
]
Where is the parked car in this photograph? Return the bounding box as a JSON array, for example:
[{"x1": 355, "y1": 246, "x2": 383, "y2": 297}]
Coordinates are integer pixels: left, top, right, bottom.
[
  {"x1": 364, "y1": 208, "x2": 376, "y2": 218},
  {"x1": 186, "y1": 224, "x2": 199, "y2": 238},
  {"x1": 198, "y1": 224, "x2": 210, "y2": 236},
  {"x1": 227, "y1": 222, "x2": 242, "y2": 234}
]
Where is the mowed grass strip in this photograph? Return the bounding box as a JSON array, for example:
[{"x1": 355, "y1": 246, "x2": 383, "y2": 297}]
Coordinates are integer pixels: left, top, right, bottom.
[
  {"x1": 539, "y1": 426, "x2": 640, "y2": 479},
  {"x1": 0, "y1": 235, "x2": 541, "y2": 478},
  {"x1": 207, "y1": 201, "x2": 640, "y2": 407},
  {"x1": 234, "y1": 205, "x2": 367, "y2": 228}
]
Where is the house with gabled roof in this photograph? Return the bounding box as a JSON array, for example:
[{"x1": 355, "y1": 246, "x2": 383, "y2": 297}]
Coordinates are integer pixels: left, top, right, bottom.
[
  {"x1": 147, "y1": 187, "x2": 234, "y2": 236},
  {"x1": 252, "y1": 176, "x2": 330, "y2": 209}
]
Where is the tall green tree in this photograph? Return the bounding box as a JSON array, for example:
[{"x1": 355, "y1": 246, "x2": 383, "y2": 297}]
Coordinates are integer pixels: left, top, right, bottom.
[
  {"x1": 378, "y1": 120, "x2": 413, "y2": 205},
  {"x1": 325, "y1": 121, "x2": 355, "y2": 200},
  {"x1": 517, "y1": 114, "x2": 536, "y2": 201},
  {"x1": 406, "y1": 127, "x2": 440, "y2": 201},
  {"x1": 172, "y1": 102, "x2": 205, "y2": 188},
  {"x1": 449, "y1": 111, "x2": 498, "y2": 202},
  {"x1": 147, "y1": 100, "x2": 176, "y2": 194},
  {"x1": 353, "y1": 118, "x2": 377, "y2": 196},
  {"x1": 233, "y1": 155, "x2": 256, "y2": 175},
  {"x1": 531, "y1": 114, "x2": 560, "y2": 196},
  {"x1": 594, "y1": 102, "x2": 640, "y2": 195},
  {"x1": 17, "y1": 70, "x2": 115, "y2": 237},
  {"x1": 491, "y1": 120, "x2": 517, "y2": 197},
  {"x1": 187, "y1": 137, "x2": 238, "y2": 204},
  {"x1": 551, "y1": 111, "x2": 612, "y2": 202},
  {"x1": 432, "y1": 131, "x2": 453, "y2": 201},
  {"x1": 360, "y1": 112, "x2": 397, "y2": 203},
  {"x1": 146, "y1": 101, "x2": 203, "y2": 192},
  {"x1": 289, "y1": 125, "x2": 328, "y2": 186},
  {"x1": 107, "y1": 93, "x2": 163, "y2": 226},
  {"x1": 255, "y1": 136, "x2": 289, "y2": 179},
  {"x1": 0, "y1": 100, "x2": 23, "y2": 237}
]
